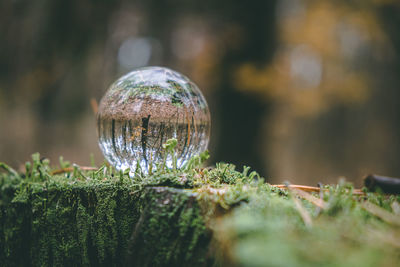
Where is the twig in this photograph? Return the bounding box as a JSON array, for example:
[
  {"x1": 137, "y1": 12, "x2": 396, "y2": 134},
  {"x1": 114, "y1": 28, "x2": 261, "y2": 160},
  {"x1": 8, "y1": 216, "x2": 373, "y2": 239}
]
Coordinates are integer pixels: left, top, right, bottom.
[
  {"x1": 361, "y1": 201, "x2": 400, "y2": 226},
  {"x1": 292, "y1": 196, "x2": 312, "y2": 227},
  {"x1": 272, "y1": 184, "x2": 364, "y2": 195},
  {"x1": 286, "y1": 184, "x2": 313, "y2": 227},
  {"x1": 51, "y1": 166, "x2": 98, "y2": 175},
  {"x1": 315, "y1": 183, "x2": 324, "y2": 215},
  {"x1": 364, "y1": 174, "x2": 400, "y2": 194},
  {"x1": 290, "y1": 187, "x2": 326, "y2": 209}
]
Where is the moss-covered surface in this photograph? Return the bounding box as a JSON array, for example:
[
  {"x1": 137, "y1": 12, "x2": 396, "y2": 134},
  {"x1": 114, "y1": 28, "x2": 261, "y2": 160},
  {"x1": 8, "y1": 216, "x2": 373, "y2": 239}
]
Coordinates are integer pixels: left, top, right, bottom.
[
  {"x1": 1, "y1": 152, "x2": 400, "y2": 266},
  {"x1": 126, "y1": 187, "x2": 212, "y2": 266},
  {"x1": 0, "y1": 153, "x2": 215, "y2": 267},
  {"x1": 0, "y1": 164, "x2": 141, "y2": 266},
  {"x1": 214, "y1": 183, "x2": 400, "y2": 267}
]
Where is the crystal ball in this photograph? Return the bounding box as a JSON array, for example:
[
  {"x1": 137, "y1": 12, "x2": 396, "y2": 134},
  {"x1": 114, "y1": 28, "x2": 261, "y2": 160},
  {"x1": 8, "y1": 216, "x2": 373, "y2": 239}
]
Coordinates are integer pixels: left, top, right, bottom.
[{"x1": 97, "y1": 66, "x2": 211, "y2": 174}]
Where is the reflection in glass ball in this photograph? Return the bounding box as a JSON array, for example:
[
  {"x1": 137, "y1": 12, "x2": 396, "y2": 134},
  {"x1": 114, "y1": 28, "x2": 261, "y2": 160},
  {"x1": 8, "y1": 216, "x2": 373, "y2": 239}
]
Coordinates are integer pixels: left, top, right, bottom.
[{"x1": 97, "y1": 66, "x2": 211, "y2": 174}]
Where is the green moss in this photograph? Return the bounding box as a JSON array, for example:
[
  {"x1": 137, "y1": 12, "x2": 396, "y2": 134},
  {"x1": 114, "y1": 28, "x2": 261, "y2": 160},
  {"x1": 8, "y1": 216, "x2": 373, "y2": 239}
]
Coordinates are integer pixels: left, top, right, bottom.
[
  {"x1": 0, "y1": 152, "x2": 399, "y2": 266},
  {"x1": 0, "y1": 154, "x2": 143, "y2": 266},
  {"x1": 115, "y1": 186, "x2": 211, "y2": 266},
  {"x1": 0, "y1": 152, "x2": 215, "y2": 266},
  {"x1": 213, "y1": 182, "x2": 400, "y2": 267}
]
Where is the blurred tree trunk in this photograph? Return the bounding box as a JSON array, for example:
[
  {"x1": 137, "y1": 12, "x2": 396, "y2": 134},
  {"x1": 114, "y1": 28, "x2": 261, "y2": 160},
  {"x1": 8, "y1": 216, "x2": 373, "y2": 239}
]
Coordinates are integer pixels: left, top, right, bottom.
[
  {"x1": 143, "y1": 0, "x2": 277, "y2": 177},
  {"x1": 211, "y1": 0, "x2": 277, "y2": 178},
  {"x1": 377, "y1": 4, "x2": 400, "y2": 176}
]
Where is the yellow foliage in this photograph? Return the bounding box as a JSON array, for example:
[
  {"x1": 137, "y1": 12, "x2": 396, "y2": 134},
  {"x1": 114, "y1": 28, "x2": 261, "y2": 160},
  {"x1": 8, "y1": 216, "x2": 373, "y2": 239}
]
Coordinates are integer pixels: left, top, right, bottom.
[{"x1": 234, "y1": 0, "x2": 386, "y2": 117}]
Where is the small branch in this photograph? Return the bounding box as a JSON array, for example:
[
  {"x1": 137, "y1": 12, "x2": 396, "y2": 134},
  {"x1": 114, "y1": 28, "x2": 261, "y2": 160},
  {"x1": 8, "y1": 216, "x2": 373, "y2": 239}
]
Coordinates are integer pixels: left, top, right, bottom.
[
  {"x1": 315, "y1": 183, "x2": 324, "y2": 215},
  {"x1": 286, "y1": 184, "x2": 313, "y2": 228},
  {"x1": 292, "y1": 196, "x2": 313, "y2": 227},
  {"x1": 290, "y1": 187, "x2": 327, "y2": 209},
  {"x1": 364, "y1": 174, "x2": 400, "y2": 194},
  {"x1": 51, "y1": 166, "x2": 98, "y2": 175},
  {"x1": 272, "y1": 184, "x2": 364, "y2": 195},
  {"x1": 361, "y1": 201, "x2": 400, "y2": 226}
]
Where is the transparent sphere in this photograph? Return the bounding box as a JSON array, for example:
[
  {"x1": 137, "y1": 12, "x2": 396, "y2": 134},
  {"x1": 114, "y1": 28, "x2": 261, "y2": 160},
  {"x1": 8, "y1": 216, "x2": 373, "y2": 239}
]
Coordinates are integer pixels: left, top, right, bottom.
[{"x1": 97, "y1": 66, "x2": 211, "y2": 174}]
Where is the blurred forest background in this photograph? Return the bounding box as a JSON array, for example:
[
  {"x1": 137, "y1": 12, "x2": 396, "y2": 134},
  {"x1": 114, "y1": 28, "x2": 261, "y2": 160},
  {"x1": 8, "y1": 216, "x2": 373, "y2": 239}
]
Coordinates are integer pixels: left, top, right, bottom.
[{"x1": 1, "y1": 0, "x2": 400, "y2": 186}]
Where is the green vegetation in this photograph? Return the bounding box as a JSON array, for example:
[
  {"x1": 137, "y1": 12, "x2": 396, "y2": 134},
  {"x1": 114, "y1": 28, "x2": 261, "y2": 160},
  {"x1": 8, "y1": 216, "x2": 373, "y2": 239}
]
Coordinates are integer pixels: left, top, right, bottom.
[
  {"x1": 214, "y1": 182, "x2": 400, "y2": 267},
  {"x1": 0, "y1": 154, "x2": 141, "y2": 266},
  {"x1": 0, "y1": 140, "x2": 399, "y2": 266}
]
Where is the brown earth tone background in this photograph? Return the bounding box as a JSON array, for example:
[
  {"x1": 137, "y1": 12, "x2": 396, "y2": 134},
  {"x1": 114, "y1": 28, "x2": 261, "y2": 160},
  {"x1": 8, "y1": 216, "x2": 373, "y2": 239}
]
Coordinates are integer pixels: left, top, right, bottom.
[{"x1": 1, "y1": 0, "x2": 400, "y2": 187}]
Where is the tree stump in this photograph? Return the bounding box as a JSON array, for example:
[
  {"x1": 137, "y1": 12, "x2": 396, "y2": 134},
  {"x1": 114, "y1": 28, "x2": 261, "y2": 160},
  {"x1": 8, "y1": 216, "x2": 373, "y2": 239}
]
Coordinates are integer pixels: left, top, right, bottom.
[
  {"x1": 0, "y1": 177, "x2": 214, "y2": 266},
  {"x1": 1, "y1": 162, "x2": 399, "y2": 267}
]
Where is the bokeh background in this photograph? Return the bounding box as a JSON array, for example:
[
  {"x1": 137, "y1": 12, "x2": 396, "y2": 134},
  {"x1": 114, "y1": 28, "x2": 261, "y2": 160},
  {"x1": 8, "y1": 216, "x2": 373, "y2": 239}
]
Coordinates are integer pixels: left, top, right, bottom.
[{"x1": 1, "y1": 0, "x2": 400, "y2": 186}]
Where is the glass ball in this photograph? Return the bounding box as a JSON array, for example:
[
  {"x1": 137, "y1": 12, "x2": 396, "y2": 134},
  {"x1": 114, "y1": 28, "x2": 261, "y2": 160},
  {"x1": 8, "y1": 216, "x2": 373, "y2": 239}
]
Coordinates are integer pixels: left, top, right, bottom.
[{"x1": 97, "y1": 66, "x2": 211, "y2": 174}]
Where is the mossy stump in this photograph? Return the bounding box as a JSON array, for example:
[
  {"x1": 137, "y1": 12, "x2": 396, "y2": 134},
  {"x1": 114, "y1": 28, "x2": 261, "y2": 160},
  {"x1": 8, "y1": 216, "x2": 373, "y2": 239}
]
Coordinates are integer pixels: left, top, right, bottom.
[
  {"x1": 126, "y1": 187, "x2": 212, "y2": 266},
  {"x1": 0, "y1": 182, "x2": 213, "y2": 266},
  {"x1": 1, "y1": 156, "x2": 400, "y2": 267}
]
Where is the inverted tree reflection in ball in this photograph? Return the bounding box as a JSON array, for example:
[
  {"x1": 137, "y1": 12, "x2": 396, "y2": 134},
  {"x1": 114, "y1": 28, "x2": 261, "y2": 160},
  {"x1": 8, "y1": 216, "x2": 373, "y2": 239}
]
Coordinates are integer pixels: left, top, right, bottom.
[{"x1": 97, "y1": 67, "x2": 211, "y2": 174}]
